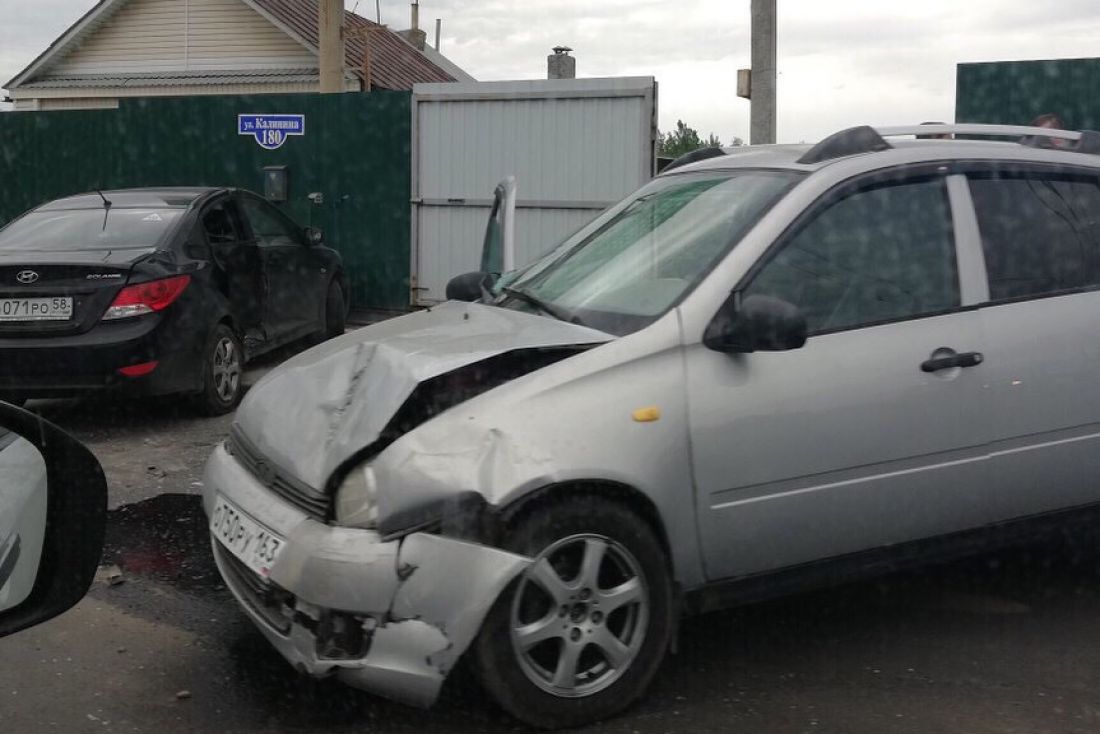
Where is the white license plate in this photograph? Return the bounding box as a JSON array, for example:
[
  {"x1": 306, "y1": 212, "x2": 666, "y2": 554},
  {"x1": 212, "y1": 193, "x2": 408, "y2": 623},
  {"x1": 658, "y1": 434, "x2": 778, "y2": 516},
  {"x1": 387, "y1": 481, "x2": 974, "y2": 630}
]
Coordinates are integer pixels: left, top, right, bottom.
[
  {"x1": 0, "y1": 297, "x2": 73, "y2": 322},
  {"x1": 211, "y1": 495, "x2": 285, "y2": 577}
]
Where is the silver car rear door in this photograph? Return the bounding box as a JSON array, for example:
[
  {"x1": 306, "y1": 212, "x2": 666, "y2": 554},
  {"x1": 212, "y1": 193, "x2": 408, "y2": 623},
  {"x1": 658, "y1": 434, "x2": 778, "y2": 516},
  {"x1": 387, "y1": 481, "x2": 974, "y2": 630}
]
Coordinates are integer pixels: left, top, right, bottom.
[{"x1": 967, "y1": 162, "x2": 1100, "y2": 518}]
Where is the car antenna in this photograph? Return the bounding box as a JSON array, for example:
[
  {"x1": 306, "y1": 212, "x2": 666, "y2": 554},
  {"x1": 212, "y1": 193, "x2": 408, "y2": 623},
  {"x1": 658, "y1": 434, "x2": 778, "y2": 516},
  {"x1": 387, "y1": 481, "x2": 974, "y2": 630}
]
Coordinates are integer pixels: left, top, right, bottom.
[{"x1": 96, "y1": 189, "x2": 112, "y2": 231}]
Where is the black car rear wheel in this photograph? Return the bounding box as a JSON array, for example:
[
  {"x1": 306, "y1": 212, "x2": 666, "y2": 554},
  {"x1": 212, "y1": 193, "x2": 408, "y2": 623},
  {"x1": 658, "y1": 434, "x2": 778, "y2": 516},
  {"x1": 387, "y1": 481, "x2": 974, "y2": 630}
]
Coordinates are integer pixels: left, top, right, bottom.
[{"x1": 195, "y1": 324, "x2": 243, "y2": 416}]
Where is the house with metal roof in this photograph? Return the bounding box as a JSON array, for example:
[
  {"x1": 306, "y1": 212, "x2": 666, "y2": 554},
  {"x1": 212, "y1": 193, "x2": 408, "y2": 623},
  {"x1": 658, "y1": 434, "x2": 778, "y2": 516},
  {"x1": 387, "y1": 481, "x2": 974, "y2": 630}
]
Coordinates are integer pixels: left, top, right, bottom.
[{"x1": 4, "y1": 0, "x2": 473, "y2": 111}]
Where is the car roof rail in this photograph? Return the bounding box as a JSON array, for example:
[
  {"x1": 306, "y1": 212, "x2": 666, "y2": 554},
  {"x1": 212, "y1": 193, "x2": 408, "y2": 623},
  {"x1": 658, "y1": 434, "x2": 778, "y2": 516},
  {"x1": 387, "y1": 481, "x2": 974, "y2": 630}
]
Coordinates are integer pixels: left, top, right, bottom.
[
  {"x1": 798, "y1": 123, "x2": 1090, "y2": 165},
  {"x1": 796, "y1": 125, "x2": 892, "y2": 165},
  {"x1": 876, "y1": 123, "x2": 1082, "y2": 144}
]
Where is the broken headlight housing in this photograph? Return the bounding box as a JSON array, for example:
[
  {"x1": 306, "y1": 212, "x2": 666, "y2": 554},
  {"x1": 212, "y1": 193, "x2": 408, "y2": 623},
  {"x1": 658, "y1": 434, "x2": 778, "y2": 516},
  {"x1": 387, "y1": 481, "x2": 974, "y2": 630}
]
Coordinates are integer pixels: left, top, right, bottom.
[{"x1": 335, "y1": 463, "x2": 379, "y2": 529}]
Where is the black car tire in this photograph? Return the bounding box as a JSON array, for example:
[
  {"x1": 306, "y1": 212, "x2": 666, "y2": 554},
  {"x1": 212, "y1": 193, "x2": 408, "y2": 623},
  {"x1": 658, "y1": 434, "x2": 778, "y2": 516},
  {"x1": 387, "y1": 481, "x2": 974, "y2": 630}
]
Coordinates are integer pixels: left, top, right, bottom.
[
  {"x1": 470, "y1": 495, "x2": 674, "y2": 729},
  {"x1": 194, "y1": 323, "x2": 244, "y2": 416}
]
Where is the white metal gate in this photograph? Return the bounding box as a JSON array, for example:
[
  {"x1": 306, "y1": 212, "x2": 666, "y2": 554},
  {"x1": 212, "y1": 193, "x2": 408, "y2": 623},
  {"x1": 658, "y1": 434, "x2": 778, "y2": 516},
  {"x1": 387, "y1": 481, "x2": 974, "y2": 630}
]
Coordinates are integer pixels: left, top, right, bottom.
[{"x1": 410, "y1": 77, "x2": 657, "y2": 305}]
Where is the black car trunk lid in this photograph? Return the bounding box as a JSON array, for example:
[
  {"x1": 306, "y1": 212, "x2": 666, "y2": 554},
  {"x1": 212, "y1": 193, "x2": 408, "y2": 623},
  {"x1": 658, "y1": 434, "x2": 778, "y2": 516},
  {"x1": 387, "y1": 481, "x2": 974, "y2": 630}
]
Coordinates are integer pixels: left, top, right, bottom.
[{"x1": 0, "y1": 248, "x2": 154, "y2": 336}]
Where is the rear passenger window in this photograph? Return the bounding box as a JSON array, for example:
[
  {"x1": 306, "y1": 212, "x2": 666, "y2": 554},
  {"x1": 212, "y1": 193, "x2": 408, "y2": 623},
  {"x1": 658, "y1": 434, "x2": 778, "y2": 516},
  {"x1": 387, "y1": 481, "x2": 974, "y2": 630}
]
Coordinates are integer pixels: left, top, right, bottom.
[
  {"x1": 745, "y1": 177, "x2": 959, "y2": 334},
  {"x1": 969, "y1": 173, "x2": 1100, "y2": 300}
]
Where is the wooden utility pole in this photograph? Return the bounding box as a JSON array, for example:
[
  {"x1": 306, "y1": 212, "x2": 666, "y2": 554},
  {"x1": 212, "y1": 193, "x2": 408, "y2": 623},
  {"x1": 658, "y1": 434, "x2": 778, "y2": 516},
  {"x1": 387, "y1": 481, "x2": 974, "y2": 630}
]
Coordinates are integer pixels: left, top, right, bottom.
[{"x1": 318, "y1": 0, "x2": 344, "y2": 93}]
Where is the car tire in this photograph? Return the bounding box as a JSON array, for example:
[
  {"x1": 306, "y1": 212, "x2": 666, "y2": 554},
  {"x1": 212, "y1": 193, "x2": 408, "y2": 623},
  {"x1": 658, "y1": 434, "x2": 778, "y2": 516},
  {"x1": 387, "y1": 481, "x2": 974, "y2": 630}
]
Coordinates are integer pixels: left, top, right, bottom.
[
  {"x1": 470, "y1": 495, "x2": 674, "y2": 729},
  {"x1": 195, "y1": 323, "x2": 244, "y2": 416}
]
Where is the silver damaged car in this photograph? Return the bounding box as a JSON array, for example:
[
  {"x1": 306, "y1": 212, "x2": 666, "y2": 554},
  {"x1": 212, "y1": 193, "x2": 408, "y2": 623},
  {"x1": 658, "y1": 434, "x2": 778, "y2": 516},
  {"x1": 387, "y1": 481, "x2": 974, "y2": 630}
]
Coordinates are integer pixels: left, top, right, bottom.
[{"x1": 204, "y1": 123, "x2": 1100, "y2": 727}]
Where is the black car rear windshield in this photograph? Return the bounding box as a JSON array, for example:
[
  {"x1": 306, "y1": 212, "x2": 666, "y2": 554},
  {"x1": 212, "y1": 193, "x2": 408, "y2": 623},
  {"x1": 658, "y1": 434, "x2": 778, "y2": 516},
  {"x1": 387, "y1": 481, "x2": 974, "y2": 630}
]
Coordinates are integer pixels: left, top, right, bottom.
[{"x1": 0, "y1": 208, "x2": 184, "y2": 252}]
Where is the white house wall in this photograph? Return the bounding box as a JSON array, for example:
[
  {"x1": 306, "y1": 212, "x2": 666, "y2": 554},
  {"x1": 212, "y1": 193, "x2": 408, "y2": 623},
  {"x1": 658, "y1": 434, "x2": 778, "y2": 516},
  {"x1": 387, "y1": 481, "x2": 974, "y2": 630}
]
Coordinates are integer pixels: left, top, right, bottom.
[{"x1": 50, "y1": 0, "x2": 317, "y2": 76}]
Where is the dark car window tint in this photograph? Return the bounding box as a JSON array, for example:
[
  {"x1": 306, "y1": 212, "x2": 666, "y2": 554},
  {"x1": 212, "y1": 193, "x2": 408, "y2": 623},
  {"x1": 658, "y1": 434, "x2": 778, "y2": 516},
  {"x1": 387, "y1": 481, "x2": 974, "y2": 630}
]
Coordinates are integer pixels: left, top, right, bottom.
[
  {"x1": 969, "y1": 173, "x2": 1100, "y2": 300},
  {"x1": 203, "y1": 202, "x2": 243, "y2": 244},
  {"x1": 240, "y1": 198, "x2": 302, "y2": 247},
  {"x1": 746, "y1": 177, "x2": 959, "y2": 333},
  {"x1": 0, "y1": 209, "x2": 183, "y2": 252}
]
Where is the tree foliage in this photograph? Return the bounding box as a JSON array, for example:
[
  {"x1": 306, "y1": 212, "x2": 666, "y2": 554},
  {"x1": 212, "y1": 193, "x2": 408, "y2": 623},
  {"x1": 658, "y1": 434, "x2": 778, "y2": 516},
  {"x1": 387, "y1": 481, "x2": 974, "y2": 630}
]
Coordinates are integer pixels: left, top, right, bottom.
[{"x1": 658, "y1": 120, "x2": 740, "y2": 158}]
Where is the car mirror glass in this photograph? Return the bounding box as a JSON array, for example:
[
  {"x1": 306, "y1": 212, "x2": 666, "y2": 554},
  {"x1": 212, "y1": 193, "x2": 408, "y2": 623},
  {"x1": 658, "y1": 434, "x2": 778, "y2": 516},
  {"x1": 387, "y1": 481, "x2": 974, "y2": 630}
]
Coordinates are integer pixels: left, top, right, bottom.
[
  {"x1": 446, "y1": 271, "x2": 498, "y2": 302},
  {"x1": 704, "y1": 292, "x2": 808, "y2": 353},
  {"x1": 0, "y1": 429, "x2": 47, "y2": 613},
  {"x1": 0, "y1": 403, "x2": 107, "y2": 639}
]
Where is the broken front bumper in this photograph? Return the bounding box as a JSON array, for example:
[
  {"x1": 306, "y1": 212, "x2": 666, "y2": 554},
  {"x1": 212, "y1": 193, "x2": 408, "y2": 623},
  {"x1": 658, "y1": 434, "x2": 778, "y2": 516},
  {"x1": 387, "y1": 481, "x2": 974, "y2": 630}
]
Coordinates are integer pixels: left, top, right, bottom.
[{"x1": 203, "y1": 443, "x2": 531, "y2": 707}]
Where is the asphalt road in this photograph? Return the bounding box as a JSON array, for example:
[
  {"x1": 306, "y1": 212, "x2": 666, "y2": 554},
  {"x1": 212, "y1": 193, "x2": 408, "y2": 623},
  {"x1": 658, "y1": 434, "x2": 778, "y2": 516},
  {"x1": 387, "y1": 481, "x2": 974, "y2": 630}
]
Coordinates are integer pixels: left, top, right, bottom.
[{"x1": 3, "y1": 342, "x2": 1100, "y2": 732}]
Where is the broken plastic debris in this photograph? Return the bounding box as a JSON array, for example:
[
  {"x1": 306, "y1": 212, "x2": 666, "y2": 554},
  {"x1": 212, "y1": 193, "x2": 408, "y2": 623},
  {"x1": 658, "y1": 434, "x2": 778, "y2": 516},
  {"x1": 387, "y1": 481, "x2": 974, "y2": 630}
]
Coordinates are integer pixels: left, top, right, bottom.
[{"x1": 102, "y1": 565, "x2": 125, "y2": 586}]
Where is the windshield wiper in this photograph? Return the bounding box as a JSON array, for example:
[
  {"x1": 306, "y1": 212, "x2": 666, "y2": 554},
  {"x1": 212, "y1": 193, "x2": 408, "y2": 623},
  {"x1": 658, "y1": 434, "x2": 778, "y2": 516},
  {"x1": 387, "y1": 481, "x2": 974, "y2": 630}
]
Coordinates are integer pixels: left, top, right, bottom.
[{"x1": 501, "y1": 286, "x2": 585, "y2": 326}]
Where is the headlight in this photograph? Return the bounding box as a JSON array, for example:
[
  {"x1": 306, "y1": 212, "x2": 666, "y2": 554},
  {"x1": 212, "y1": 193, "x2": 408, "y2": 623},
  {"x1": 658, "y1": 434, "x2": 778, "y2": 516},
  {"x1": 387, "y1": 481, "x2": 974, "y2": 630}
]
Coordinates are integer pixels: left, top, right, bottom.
[{"x1": 334, "y1": 463, "x2": 378, "y2": 528}]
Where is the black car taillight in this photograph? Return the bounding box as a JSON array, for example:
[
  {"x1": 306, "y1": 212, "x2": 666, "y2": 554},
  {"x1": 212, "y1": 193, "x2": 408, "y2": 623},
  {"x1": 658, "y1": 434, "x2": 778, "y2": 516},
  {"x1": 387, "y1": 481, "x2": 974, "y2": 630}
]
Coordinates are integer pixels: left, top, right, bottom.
[{"x1": 101, "y1": 275, "x2": 190, "y2": 321}]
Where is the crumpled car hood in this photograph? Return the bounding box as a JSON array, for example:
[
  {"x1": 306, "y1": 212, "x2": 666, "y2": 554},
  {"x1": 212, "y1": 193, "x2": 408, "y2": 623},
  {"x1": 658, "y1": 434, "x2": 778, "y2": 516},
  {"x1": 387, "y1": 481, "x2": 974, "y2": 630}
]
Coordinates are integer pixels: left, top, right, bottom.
[{"x1": 235, "y1": 300, "x2": 614, "y2": 491}]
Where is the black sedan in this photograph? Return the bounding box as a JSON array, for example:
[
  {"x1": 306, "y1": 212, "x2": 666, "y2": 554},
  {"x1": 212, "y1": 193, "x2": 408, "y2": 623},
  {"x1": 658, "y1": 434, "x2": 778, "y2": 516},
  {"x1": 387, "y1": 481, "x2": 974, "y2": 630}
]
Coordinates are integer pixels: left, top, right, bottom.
[{"x1": 0, "y1": 188, "x2": 348, "y2": 414}]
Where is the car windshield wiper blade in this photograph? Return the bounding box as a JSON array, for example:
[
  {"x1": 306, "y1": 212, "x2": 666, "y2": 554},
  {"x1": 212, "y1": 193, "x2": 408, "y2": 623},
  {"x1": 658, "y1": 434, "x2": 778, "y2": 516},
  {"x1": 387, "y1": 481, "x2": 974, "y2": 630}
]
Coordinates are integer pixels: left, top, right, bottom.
[{"x1": 501, "y1": 286, "x2": 584, "y2": 326}]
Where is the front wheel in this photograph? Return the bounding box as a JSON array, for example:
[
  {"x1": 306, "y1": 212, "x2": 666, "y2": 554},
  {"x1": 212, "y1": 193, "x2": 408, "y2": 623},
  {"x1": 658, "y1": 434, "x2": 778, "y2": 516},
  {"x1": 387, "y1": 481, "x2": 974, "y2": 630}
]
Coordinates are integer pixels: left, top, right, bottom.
[
  {"x1": 194, "y1": 324, "x2": 244, "y2": 416},
  {"x1": 470, "y1": 495, "x2": 674, "y2": 728}
]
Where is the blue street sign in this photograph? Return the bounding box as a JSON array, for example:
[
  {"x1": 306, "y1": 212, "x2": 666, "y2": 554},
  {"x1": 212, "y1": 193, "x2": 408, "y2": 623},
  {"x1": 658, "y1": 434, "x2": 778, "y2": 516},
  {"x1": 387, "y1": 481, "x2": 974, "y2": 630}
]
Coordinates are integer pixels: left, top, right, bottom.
[{"x1": 237, "y1": 114, "x2": 306, "y2": 150}]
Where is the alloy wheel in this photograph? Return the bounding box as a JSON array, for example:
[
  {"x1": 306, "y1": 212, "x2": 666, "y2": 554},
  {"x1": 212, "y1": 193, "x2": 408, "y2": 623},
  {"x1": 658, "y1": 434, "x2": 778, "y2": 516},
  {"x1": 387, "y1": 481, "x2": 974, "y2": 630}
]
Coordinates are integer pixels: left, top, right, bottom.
[
  {"x1": 509, "y1": 533, "x2": 649, "y2": 698},
  {"x1": 211, "y1": 336, "x2": 241, "y2": 403}
]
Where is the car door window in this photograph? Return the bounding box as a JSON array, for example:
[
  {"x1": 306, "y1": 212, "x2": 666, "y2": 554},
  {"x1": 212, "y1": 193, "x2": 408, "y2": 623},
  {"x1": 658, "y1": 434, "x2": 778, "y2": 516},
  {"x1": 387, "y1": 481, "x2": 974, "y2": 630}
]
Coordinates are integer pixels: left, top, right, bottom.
[
  {"x1": 202, "y1": 200, "x2": 245, "y2": 244},
  {"x1": 968, "y1": 171, "x2": 1100, "y2": 300},
  {"x1": 744, "y1": 177, "x2": 959, "y2": 334},
  {"x1": 240, "y1": 198, "x2": 304, "y2": 248}
]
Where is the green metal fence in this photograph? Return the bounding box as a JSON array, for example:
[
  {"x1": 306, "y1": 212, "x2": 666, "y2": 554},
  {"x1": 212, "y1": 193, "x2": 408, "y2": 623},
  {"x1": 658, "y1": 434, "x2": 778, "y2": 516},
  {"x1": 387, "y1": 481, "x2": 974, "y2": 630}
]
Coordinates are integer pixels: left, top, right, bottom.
[
  {"x1": 957, "y1": 58, "x2": 1100, "y2": 131},
  {"x1": 0, "y1": 91, "x2": 412, "y2": 309}
]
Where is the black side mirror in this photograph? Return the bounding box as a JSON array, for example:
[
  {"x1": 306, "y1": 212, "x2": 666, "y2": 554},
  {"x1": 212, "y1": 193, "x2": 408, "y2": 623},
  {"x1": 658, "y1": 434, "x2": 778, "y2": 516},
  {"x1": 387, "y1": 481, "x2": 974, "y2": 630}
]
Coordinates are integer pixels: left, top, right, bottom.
[
  {"x1": 0, "y1": 402, "x2": 107, "y2": 638},
  {"x1": 303, "y1": 227, "x2": 324, "y2": 246},
  {"x1": 704, "y1": 293, "x2": 808, "y2": 353},
  {"x1": 446, "y1": 271, "x2": 498, "y2": 302}
]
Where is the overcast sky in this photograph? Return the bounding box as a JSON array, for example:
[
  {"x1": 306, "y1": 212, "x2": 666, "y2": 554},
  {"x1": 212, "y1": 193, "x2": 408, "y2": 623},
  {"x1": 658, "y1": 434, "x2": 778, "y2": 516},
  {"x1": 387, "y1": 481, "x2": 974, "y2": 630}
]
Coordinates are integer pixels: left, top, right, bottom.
[{"x1": 4, "y1": 0, "x2": 1100, "y2": 142}]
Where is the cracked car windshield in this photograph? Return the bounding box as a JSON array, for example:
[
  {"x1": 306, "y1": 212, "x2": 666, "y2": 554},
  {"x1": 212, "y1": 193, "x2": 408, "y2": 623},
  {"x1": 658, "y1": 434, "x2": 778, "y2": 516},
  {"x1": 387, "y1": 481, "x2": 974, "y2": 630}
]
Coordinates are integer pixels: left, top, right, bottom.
[
  {"x1": 3, "y1": 1, "x2": 1099, "y2": 733},
  {"x1": 499, "y1": 171, "x2": 801, "y2": 335}
]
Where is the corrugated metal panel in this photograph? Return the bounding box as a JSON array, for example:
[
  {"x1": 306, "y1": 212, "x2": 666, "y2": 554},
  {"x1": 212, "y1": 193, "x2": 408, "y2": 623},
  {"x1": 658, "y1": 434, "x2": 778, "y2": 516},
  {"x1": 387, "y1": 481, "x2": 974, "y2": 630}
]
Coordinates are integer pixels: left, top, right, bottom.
[
  {"x1": 0, "y1": 91, "x2": 413, "y2": 310},
  {"x1": 417, "y1": 96, "x2": 648, "y2": 202},
  {"x1": 412, "y1": 77, "x2": 657, "y2": 304},
  {"x1": 417, "y1": 207, "x2": 596, "y2": 302},
  {"x1": 956, "y1": 58, "x2": 1100, "y2": 130},
  {"x1": 49, "y1": 0, "x2": 316, "y2": 76}
]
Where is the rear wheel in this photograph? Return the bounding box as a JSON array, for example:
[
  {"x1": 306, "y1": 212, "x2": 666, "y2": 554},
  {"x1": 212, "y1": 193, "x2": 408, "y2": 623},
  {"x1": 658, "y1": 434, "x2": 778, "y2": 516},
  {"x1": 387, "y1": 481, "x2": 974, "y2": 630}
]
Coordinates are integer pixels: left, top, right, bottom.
[
  {"x1": 471, "y1": 495, "x2": 674, "y2": 729},
  {"x1": 195, "y1": 324, "x2": 243, "y2": 416}
]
